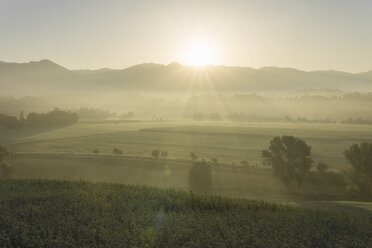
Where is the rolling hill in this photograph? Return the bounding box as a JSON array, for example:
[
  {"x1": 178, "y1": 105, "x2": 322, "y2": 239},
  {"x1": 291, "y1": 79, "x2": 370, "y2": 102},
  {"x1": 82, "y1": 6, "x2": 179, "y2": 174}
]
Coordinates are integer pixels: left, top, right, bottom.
[{"x1": 1, "y1": 60, "x2": 372, "y2": 94}]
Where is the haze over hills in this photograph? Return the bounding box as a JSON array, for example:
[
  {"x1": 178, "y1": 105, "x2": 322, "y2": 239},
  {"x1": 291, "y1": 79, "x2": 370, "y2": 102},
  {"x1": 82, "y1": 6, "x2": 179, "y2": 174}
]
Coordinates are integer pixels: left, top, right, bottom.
[{"x1": 1, "y1": 60, "x2": 372, "y2": 95}]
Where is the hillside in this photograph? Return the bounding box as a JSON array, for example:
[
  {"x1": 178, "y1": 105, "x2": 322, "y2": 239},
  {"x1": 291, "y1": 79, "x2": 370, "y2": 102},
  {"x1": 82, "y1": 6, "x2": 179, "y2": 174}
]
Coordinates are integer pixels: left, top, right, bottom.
[
  {"x1": 0, "y1": 179, "x2": 371, "y2": 247},
  {"x1": 1, "y1": 60, "x2": 372, "y2": 94}
]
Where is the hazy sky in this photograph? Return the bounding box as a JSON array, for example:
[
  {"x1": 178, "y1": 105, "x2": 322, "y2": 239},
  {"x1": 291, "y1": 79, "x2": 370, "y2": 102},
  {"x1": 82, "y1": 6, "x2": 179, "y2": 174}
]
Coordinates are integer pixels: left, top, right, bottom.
[{"x1": 1, "y1": 0, "x2": 372, "y2": 72}]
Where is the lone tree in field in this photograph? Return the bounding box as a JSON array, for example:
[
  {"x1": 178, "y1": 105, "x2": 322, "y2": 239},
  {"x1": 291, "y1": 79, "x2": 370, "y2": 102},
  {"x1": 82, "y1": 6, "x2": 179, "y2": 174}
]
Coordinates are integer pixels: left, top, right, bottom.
[
  {"x1": 93, "y1": 149, "x2": 100, "y2": 154},
  {"x1": 113, "y1": 148, "x2": 123, "y2": 155},
  {"x1": 152, "y1": 150, "x2": 160, "y2": 159},
  {"x1": 317, "y1": 162, "x2": 328, "y2": 173},
  {"x1": 0, "y1": 146, "x2": 14, "y2": 179},
  {"x1": 344, "y1": 142, "x2": 372, "y2": 199},
  {"x1": 188, "y1": 160, "x2": 212, "y2": 192},
  {"x1": 190, "y1": 152, "x2": 198, "y2": 161},
  {"x1": 262, "y1": 135, "x2": 313, "y2": 187},
  {"x1": 161, "y1": 151, "x2": 168, "y2": 159}
]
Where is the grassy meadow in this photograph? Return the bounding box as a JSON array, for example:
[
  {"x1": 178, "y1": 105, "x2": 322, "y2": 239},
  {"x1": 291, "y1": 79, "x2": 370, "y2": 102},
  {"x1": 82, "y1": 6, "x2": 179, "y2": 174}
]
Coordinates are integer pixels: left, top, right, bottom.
[
  {"x1": 2, "y1": 119, "x2": 371, "y2": 206},
  {"x1": 3, "y1": 120, "x2": 372, "y2": 171}
]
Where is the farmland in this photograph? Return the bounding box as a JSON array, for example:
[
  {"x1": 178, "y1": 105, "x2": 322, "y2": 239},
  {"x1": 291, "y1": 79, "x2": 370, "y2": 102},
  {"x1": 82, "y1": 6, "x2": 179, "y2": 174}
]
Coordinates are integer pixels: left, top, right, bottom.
[
  {"x1": 2, "y1": 119, "x2": 372, "y2": 204},
  {"x1": 3, "y1": 120, "x2": 372, "y2": 171},
  {"x1": 0, "y1": 179, "x2": 371, "y2": 248}
]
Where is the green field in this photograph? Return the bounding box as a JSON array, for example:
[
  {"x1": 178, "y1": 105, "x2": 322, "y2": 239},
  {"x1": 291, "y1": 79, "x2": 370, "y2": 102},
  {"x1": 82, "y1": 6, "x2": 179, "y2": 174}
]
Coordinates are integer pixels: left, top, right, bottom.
[
  {"x1": 2, "y1": 119, "x2": 371, "y2": 203},
  {"x1": 1, "y1": 120, "x2": 372, "y2": 247},
  {"x1": 3, "y1": 120, "x2": 372, "y2": 171},
  {"x1": 0, "y1": 179, "x2": 371, "y2": 248}
]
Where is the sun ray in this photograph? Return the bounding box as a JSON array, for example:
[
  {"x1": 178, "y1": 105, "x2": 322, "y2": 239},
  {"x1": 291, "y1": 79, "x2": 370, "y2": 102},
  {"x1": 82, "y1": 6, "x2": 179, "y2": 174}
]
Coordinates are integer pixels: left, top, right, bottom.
[{"x1": 185, "y1": 43, "x2": 215, "y2": 66}]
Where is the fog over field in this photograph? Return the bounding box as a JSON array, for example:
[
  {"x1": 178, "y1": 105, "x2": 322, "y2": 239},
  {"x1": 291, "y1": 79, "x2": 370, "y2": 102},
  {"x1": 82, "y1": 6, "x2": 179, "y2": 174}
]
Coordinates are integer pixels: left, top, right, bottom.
[{"x1": 1, "y1": 0, "x2": 372, "y2": 247}]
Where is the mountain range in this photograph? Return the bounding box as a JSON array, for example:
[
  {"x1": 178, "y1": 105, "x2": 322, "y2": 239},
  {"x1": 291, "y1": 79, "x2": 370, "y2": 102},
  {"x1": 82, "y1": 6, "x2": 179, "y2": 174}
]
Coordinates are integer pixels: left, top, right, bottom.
[{"x1": 1, "y1": 59, "x2": 372, "y2": 95}]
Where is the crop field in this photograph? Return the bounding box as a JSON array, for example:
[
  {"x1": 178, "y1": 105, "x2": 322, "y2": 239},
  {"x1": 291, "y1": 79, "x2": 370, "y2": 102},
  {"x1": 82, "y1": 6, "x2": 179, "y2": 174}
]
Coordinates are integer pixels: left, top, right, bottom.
[
  {"x1": 2, "y1": 120, "x2": 372, "y2": 171},
  {"x1": 0, "y1": 179, "x2": 371, "y2": 248}
]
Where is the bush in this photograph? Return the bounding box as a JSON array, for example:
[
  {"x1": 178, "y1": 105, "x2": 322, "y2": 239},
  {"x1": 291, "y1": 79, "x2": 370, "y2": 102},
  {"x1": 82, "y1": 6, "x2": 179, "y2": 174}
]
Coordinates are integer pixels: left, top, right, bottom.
[
  {"x1": 188, "y1": 160, "x2": 212, "y2": 192},
  {"x1": 113, "y1": 148, "x2": 123, "y2": 155},
  {"x1": 0, "y1": 163, "x2": 14, "y2": 179},
  {"x1": 0, "y1": 146, "x2": 14, "y2": 179}
]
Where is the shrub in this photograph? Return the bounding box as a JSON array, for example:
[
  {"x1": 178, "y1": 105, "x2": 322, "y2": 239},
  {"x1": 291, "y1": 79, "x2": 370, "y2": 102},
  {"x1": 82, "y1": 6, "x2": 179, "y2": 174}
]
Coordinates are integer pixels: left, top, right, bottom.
[
  {"x1": 0, "y1": 146, "x2": 14, "y2": 179},
  {"x1": 113, "y1": 148, "x2": 123, "y2": 155},
  {"x1": 188, "y1": 160, "x2": 212, "y2": 192}
]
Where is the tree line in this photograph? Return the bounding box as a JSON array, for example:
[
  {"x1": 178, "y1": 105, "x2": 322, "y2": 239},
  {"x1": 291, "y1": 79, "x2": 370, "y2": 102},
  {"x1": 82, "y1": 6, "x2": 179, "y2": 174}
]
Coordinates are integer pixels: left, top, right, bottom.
[{"x1": 0, "y1": 108, "x2": 78, "y2": 128}]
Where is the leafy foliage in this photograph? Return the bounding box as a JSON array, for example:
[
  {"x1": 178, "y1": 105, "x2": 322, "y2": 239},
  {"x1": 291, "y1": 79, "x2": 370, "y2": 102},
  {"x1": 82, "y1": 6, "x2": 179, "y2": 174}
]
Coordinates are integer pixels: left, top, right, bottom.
[
  {"x1": 0, "y1": 179, "x2": 371, "y2": 247},
  {"x1": 317, "y1": 162, "x2": 328, "y2": 173},
  {"x1": 262, "y1": 136, "x2": 313, "y2": 187},
  {"x1": 344, "y1": 142, "x2": 372, "y2": 199},
  {"x1": 0, "y1": 146, "x2": 14, "y2": 179}
]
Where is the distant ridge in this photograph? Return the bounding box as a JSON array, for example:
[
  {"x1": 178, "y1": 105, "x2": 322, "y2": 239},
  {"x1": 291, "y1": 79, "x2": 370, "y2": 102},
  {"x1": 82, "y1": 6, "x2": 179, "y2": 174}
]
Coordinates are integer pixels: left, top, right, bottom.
[{"x1": 0, "y1": 60, "x2": 371, "y2": 94}]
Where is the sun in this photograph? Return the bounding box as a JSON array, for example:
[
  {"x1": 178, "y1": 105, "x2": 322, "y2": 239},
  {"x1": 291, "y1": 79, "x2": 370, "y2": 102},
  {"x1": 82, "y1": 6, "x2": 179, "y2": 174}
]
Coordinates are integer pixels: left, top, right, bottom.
[{"x1": 185, "y1": 43, "x2": 215, "y2": 66}]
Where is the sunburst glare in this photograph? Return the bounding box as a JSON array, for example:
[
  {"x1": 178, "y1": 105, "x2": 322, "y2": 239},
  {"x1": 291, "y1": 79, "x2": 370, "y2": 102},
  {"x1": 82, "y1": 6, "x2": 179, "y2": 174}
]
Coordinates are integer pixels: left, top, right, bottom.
[{"x1": 185, "y1": 43, "x2": 215, "y2": 66}]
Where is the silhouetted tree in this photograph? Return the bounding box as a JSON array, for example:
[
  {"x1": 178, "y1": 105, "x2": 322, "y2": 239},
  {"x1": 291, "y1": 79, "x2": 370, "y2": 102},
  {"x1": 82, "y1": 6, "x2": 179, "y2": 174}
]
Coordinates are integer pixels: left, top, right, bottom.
[
  {"x1": 344, "y1": 142, "x2": 372, "y2": 199},
  {"x1": 188, "y1": 160, "x2": 212, "y2": 192},
  {"x1": 0, "y1": 146, "x2": 14, "y2": 179},
  {"x1": 93, "y1": 149, "x2": 100, "y2": 154},
  {"x1": 317, "y1": 162, "x2": 328, "y2": 173},
  {"x1": 190, "y1": 152, "x2": 197, "y2": 161},
  {"x1": 152, "y1": 150, "x2": 160, "y2": 159},
  {"x1": 161, "y1": 151, "x2": 168, "y2": 159},
  {"x1": 262, "y1": 135, "x2": 313, "y2": 187},
  {"x1": 113, "y1": 148, "x2": 123, "y2": 155},
  {"x1": 27, "y1": 109, "x2": 78, "y2": 127}
]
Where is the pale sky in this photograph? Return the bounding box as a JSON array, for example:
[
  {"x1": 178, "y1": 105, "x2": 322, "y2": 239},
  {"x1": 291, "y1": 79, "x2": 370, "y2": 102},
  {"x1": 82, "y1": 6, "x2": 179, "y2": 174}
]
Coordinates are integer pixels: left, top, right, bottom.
[{"x1": 1, "y1": 0, "x2": 372, "y2": 72}]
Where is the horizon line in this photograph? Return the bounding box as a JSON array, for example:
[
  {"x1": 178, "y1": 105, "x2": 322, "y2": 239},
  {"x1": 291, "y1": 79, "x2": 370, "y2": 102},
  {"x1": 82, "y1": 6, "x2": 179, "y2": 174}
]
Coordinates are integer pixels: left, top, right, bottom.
[{"x1": 1, "y1": 59, "x2": 371, "y2": 74}]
